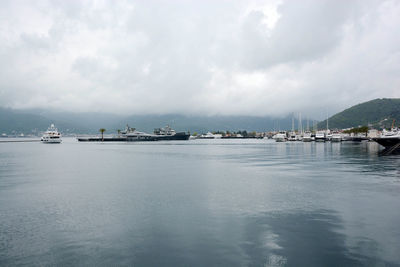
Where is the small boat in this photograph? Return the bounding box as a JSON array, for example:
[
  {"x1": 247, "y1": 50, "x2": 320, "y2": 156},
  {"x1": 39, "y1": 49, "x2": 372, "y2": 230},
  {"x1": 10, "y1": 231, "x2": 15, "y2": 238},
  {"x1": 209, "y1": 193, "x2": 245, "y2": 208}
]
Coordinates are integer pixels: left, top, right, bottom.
[
  {"x1": 41, "y1": 124, "x2": 62, "y2": 143},
  {"x1": 288, "y1": 132, "x2": 296, "y2": 141},
  {"x1": 315, "y1": 131, "x2": 326, "y2": 142},
  {"x1": 331, "y1": 132, "x2": 342, "y2": 142},
  {"x1": 302, "y1": 131, "x2": 312, "y2": 142},
  {"x1": 274, "y1": 132, "x2": 287, "y2": 142},
  {"x1": 197, "y1": 132, "x2": 215, "y2": 139}
]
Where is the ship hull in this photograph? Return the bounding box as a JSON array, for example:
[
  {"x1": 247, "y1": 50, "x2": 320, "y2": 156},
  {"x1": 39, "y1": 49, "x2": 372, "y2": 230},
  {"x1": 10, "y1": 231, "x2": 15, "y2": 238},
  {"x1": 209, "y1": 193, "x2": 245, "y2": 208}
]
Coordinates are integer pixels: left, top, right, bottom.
[
  {"x1": 77, "y1": 132, "x2": 190, "y2": 142},
  {"x1": 41, "y1": 139, "x2": 62, "y2": 143},
  {"x1": 372, "y1": 137, "x2": 400, "y2": 148},
  {"x1": 154, "y1": 132, "x2": 190, "y2": 141},
  {"x1": 77, "y1": 137, "x2": 157, "y2": 142}
]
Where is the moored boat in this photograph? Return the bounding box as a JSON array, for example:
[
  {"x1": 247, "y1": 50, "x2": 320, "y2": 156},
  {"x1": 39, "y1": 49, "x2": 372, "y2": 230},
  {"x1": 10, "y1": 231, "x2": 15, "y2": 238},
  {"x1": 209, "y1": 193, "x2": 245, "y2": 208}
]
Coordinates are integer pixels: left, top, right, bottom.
[
  {"x1": 275, "y1": 132, "x2": 287, "y2": 142},
  {"x1": 197, "y1": 132, "x2": 215, "y2": 139},
  {"x1": 372, "y1": 128, "x2": 400, "y2": 148},
  {"x1": 331, "y1": 132, "x2": 342, "y2": 142},
  {"x1": 315, "y1": 131, "x2": 326, "y2": 142},
  {"x1": 153, "y1": 125, "x2": 190, "y2": 140},
  {"x1": 77, "y1": 124, "x2": 190, "y2": 142},
  {"x1": 302, "y1": 131, "x2": 312, "y2": 142}
]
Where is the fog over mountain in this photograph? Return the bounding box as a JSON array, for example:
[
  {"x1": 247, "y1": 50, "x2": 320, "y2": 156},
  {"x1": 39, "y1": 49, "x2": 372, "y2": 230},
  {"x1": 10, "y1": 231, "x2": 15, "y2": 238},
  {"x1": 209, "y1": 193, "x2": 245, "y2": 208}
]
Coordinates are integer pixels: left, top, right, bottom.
[
  {"x1": 0, "y1": 0, "x2": 399, "y2": 119},
  {"x1": 0, "y1": 107, "x2": 313, "y2": 134}
]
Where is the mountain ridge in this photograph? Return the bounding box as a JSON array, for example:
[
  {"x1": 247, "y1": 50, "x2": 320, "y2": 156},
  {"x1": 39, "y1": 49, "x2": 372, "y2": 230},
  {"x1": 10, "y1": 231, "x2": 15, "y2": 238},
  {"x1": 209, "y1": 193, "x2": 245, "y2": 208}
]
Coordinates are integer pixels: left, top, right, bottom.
[
  {"x1": 2, "y1": 98, "x2": 398, "y2": 134},
  {"x1": 318, "y1": 98, "x2": 400, "y2": 129}
]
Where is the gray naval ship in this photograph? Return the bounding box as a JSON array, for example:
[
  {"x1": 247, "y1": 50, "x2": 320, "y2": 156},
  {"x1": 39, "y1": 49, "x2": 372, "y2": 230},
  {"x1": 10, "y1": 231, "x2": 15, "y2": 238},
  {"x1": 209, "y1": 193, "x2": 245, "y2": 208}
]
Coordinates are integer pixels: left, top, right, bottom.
[{"x1": 77, "y1": 125, "x2": 190, "y2": 142}]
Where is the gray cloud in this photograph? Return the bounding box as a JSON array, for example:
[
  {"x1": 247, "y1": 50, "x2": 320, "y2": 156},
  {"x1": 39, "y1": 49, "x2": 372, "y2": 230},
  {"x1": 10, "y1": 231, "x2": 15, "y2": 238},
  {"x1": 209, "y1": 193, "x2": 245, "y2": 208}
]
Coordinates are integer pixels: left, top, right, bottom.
[{"x1": 0, "y1": 0, "x2": 399, "y2": 118}]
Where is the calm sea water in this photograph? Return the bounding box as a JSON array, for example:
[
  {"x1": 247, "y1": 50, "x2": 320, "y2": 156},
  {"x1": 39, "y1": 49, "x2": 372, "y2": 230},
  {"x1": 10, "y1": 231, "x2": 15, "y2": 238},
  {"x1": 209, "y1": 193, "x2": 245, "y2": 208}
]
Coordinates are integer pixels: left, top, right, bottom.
[{"x1": 0, "y1": 138, "x2": 399, "y2": 266}]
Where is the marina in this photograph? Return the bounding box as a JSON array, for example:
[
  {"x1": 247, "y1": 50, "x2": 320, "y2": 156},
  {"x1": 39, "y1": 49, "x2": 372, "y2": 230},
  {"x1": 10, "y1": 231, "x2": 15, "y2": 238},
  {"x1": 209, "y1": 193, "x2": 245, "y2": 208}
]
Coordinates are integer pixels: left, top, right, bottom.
[{"x1": 2, "y1": 122, "x2": 399, "y2": 154}]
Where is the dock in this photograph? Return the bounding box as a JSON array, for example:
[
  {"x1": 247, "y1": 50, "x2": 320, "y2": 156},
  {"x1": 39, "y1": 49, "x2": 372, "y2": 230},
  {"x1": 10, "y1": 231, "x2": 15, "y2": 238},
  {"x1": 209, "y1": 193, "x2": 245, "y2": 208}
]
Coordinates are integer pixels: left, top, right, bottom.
[{"x1": 0, "y1": 139, "x2": 41, "y2": 143}]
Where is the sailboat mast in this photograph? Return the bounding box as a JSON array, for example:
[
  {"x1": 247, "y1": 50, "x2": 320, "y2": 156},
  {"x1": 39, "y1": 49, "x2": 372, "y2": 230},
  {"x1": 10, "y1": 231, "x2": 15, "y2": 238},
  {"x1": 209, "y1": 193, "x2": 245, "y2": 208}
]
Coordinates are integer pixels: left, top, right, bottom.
[
  {"x1": 292, "y1": 115, "x2": 294, "y2": 132},
  {"x1": 298, "y1": 113, "x2": 302, "y2": 134},
  {"x1": 326, "y1": 111, "x2": 329, "y2": 131}
]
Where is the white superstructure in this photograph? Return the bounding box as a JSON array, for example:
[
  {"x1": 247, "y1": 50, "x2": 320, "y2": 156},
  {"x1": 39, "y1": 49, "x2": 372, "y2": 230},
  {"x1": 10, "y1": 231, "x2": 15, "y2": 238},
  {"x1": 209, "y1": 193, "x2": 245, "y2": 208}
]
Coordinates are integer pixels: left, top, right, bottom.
[
  {"x1": 154, "y1": 125, "x2": 176, "y2": 136},
  {"x1": 41, "y1": 124, "x2": 62, "y2": 143},
  {"x1": 380, "y1": 128, "x2": 400, "y2": 138},
  {"x1": 120, "y1": 125, "x2": 155, "y2": 140}
]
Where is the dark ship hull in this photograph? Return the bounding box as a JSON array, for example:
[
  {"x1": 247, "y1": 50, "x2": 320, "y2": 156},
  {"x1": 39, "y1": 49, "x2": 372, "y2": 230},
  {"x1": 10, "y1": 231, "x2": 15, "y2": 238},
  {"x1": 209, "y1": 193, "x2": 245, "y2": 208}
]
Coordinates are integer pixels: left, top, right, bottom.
[
  {"x1": 372, "y1": 137, "x2": 400, "y2": 148},
  {"x1": 154, "y1": 132, "x2": 190, "y2": 140},
  {"x1": 77, "y1": 136, "x2": 157, "y2": 142},
  {"x1": 77, "y1": 132, "x2": 190, "y2": 142}
]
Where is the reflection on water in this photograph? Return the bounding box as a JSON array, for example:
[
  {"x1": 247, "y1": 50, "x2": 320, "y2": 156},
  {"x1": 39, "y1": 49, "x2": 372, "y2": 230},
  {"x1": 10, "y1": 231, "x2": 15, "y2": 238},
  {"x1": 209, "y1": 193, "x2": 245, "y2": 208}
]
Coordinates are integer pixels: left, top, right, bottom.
[
  {"x1": 242, "y1": 209, "x2": 396, "y2": 266},
  {"x1": 0, "y1": 139, "x2": 399, "y2": 266}
]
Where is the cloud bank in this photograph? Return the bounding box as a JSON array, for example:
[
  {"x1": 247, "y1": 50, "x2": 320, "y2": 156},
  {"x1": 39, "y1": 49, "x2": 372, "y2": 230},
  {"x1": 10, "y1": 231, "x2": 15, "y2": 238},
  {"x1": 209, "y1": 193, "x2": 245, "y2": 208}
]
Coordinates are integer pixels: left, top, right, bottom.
[{"x1": 0, "y1": 0, "x2": 399, "y2": 118}]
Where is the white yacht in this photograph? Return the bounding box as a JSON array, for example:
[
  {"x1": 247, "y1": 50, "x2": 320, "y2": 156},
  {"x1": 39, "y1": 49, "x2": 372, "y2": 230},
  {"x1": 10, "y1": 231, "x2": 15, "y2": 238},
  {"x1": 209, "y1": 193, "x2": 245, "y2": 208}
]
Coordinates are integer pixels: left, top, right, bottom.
[
  {"x1": 331, "y1": 132, "x2": 342, "y2": 142},
  {"x1": 315, "y1": 131, "x2": 326, "y2": 142},
  {"x1": 288, "y1": 131, "x2": 296, "y2": 141},
  {"x1": 41, "y1": 124, "x2": 62, "y2": 143},
  {"x1": 198, "y1": 132, "x2": 215, "y2": 139},
  {"x1": 302, "y1": 131, "x2": 312, "y2": 142},
  {"x1": 275, "y1": 132, "x2": 287, "y2": 142}
]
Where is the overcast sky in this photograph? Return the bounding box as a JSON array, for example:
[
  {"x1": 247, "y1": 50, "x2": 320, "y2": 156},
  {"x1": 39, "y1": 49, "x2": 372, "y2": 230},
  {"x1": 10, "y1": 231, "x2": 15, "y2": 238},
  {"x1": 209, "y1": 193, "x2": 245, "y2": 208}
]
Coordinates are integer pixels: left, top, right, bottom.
[{"x1": 0, "y1": 0, "x2": 399, "y2": 118}]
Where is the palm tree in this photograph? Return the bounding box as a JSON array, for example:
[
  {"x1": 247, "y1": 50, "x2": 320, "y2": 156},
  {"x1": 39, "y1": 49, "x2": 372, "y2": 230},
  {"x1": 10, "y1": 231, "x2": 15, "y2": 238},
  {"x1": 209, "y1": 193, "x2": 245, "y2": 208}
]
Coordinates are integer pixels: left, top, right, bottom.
[
  {"x1": 99, "y1": 128, "x2": 106, "y2": 141},
  {"x1": 117, "y1": 129, "x2": 121, "y2": 136}
]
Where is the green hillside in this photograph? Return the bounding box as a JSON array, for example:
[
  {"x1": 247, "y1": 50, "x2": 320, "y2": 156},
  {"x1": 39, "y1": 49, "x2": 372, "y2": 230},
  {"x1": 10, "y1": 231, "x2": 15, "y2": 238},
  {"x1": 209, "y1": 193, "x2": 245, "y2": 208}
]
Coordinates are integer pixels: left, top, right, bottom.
[{"x1": 318, "y1": 98, "x2": 400, "y2": 129}]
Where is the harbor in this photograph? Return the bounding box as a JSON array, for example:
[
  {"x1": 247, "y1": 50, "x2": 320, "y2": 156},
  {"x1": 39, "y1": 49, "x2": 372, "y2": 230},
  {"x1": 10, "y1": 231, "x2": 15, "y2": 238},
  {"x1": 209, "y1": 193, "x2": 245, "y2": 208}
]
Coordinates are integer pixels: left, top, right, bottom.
[{"x1": 1, "y1": 0, "x2": 400, "y2": 265}]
